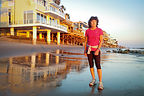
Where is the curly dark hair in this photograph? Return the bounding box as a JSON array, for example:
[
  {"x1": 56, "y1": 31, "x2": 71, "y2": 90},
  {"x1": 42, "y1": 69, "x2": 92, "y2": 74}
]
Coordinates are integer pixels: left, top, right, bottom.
[{"x1": 88, "y1": 16, "x2": 99, "y2": 28}]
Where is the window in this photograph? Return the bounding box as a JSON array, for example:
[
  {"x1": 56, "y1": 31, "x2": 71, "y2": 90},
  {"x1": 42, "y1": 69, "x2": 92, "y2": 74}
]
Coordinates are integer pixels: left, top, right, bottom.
[
  {"x1": 44, "y1": 16, "x2": 46, "y2": 24},
  {"x1": 8, "y1": 11, "x2": 11, "y2": 25},
  {"x1": 80, "y1": 24, "x2": 82, "y2": 28},
  {"x1": 27, "y1": 12, "x2": 33, "y2": 23},
  {"x1": 50, "y1": 6, "x2": 52, "y2": 11},
  {"x1": 43, "y1": 0, "x2": 46, "y2": 6},
  {"x1": 50, "y1": 18, "x2": 51, "y2": 25},
  {"x1": 24, "y1": 11, "x2": 27, "y2": 24},
  {"x1": 52, "y1": 19, "x2": 54, "y2": 25},
  {"x1": 55, "y1": 19, "x2": 58, "y2": 25},
  {"x1": 50, "y1": 6, "x2": 56, "y2": 12},
  {"x1": 41, "y1": 14, "x2": 43, "y2": 23},
  {"x1": 24, "y1": 10, "x2": 33, "y2": 24},
  {"x1": 37, "y1": 13, "x2": 40, "y2": 23}
]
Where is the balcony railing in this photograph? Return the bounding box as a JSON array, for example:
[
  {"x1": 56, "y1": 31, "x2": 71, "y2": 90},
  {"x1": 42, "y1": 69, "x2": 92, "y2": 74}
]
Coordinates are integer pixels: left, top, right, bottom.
[
  {"x1": 33, "y1": 0, "x2": 65, "y2": 19},
  {"x1": 45, "y1": 5, "x2": 65, "y2": 19},
  {"x1": 11, "y1": 19, "x2": 67, "y2": 31},
  {"x1": 68, "y1": 29, "x2": 84, "y2": 36}
]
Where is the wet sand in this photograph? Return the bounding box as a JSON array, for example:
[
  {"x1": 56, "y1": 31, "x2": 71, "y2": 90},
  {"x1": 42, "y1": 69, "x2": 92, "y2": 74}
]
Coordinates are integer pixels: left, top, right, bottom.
[
  {"x1": 0, "y1": 40, "x2": 83, "y2": 58},
  {"x1": 0, "y1": 41, "x2": 144, "y2": 96}
]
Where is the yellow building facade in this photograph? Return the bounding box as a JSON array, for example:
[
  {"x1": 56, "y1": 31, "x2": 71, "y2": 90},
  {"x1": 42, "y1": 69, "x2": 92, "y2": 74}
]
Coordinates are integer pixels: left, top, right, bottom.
[{"x1": 0, "y1": 0, "x2": 68, "y2": 45}]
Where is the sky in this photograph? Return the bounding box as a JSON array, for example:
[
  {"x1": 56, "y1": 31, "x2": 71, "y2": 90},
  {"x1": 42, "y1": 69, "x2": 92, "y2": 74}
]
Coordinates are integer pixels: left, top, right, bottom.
[{"x1": 61, "y1": 0, "x2": 144, "y2": 48}]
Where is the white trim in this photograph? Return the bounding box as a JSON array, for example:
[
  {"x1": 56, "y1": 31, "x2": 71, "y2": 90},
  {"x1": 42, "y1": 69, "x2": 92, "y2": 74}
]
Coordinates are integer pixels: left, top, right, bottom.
[
  {"x1": 44, "y1": 10, "x2": 65, "y2": 20},
  {"x1": 9, "y1": 23, "x2": 67, "y2": 33},
  {"x1": 49, "y1": 2, "x2": 60, "y2": 8}
]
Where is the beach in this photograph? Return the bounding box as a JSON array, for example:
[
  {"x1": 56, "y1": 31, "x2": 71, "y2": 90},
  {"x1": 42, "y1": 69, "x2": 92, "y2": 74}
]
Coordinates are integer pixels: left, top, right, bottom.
[{"x1": 0, "y1": 41, "x2": 144, "y2": 96}]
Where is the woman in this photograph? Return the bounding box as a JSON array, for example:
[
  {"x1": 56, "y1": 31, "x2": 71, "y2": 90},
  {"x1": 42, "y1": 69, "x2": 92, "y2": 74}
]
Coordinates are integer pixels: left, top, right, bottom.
[{"x1": 84, "y1": 16, "x2": 104, "y2": 90}]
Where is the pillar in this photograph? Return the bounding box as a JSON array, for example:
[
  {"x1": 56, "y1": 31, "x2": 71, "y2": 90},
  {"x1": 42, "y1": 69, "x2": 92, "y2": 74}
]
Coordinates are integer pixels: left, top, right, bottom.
[
  {"x1": 39, "y1": 32, "x2": 42, "y2": 39},
  {"x1": 9, "y1": 58, "x2": 13, "y2": 65},
  {"x1": 10, "y1": 27, "x2": 14, "y2": 36},
  {"x1": 38, "y1": 54, "x2": 41, "y2": 62},
  {"x1": 46, "y1": 53, "x2": 49, "y2": 65},
  {"x1": 16, "y1": 30, "x2": 18, "y2": 36},
  {"x1": 25, "y1": 56, "x2": 29, "y2": 62},
  {"x1": 47, "y1": 30, "x2": 51, "y2": 44},
  {"x1": 31, "y1": 54, "x2": 36, "y2": 69},
  {"x1": 33, "y1": 26, "x2": 37, "y2": 45},
  {"x1": 77, "y1": 23, "x2": 80, "y2": 30},
  {"x1": 43, "y1": 71, "x2": 47, "y2": 80},
  {"x1": 71, "y1": 35, "x2": 73, "y2": 45},
  {"x1": 8, "y1": 57, "x2": 13, "y2": 73},
  {"x1": 62, "y1": 33, "x2": 64, "y2": 44},
  {"x1": 56, "y1": 49, "x2": 60, "y2": 64},
  {"x1": 26, "y1": 31, "x2": 30, "y2": 38},
  {"x1": 74, "y1": 37, "x2": 75, "y2": 45},
  {"x1": 57, "y1": 32, "x2": 60, "y2": 45},
  {"x1": 51, "y1": 33, "x2": 54, "y2": 43},
  {"x1": 47, "y1": 15, "x2": 49, "y2": 24},
  {"x1": 30, "y1": 54, "x2": 35, "y2": 84},
  {"x1": 66, "y1": 35, "x2": 69, "y2": 44}
]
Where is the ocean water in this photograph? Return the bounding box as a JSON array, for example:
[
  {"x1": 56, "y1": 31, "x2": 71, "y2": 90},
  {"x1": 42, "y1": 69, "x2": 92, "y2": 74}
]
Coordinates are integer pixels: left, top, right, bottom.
[{"x1": 0, "y1": 49, "x2": 144, "y2": 96}]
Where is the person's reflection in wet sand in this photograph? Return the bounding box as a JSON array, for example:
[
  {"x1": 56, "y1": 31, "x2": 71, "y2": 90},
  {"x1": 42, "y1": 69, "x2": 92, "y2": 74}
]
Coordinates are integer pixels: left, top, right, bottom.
[
  {"x1": 89, "y1": 85, "x2": 96, "y2": 95},
  {"x1": 97, "y1": 89, "x2": 103, "y2": 96},
  {"x1": 89, "y1": 85, "x2": 103, "y2": 96}
]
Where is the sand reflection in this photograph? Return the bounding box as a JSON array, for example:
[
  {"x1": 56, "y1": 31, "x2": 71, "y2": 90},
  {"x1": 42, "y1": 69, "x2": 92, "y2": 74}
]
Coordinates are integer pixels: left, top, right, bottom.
[{"x1": 0, "y1": 50, "x2": 88, "y2": 95}]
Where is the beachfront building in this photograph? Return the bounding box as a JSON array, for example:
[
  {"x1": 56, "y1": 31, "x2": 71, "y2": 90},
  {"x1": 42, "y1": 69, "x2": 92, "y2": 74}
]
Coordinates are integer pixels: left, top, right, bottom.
[
  {"x1": 74, "y1": 21, "x2": 88, "y2": 45},
  {"x1": 107, "y1": 37, "x2": 118, "y2": 48},
  {"x1": 103, "y1": 31, "x2": 110, "y2": 47},
  {"x1": 60, "y1": 12, "x2": 88, "y2": 45},
  {"x1": 67, "y1": 21, "x2": 88, "y2": 45},
  {"x1": 102, "y1": 31, "x2": 118, "y2": 48},
  {"x1": 0, "y1": 0, "x2": 68, "y2": 45},
  {"x1": 0, "y1": 0, "x2": 89, "y2": 45}
]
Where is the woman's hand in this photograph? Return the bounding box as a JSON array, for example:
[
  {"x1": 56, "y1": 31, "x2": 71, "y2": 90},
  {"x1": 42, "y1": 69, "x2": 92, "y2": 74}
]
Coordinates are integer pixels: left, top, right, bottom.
[{"x1": 94, "y1": 49, "x2": 99, "y2": 55}]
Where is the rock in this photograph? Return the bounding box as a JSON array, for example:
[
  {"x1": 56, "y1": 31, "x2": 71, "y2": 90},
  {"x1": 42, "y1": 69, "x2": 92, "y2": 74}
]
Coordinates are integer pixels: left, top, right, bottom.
[
  {"x1": 139, "y1": 51, "x2": 144, "y2": 54},
  {"x1": 112, "y1": 49, "x2": 130, "y2": 54},
  {"x1": 121, "y1": 50, "x2": 129, "y2": 54},
  {"x1": 112, "y1": 50, "x2": 117, "y2": 53},
  {"x1": 106, "y1": 50, "x2": 111, "y2": 52},
  {"x1": 112, "y1": 48, "x2": 144, "y2": 55}
]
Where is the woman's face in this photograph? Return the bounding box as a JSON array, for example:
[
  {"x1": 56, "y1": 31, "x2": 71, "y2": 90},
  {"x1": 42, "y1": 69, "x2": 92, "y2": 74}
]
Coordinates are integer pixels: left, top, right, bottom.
[{"x1": 90, "y1": 20, "x2": 97, "y2": 28}]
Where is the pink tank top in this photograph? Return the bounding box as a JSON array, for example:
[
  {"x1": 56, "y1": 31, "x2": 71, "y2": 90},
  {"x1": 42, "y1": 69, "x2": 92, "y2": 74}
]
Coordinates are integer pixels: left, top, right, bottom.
[{"x1": 85, "y1": 27, "x2": 103, "y2": 51}]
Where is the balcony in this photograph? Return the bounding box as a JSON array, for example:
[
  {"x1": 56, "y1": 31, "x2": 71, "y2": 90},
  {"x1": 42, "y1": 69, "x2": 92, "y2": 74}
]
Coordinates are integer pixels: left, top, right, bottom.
[
  {"x1": 10, "y1": 19, "x2": 67, "y2": 32},
  {"x1": 49, "y1": 0, "x2": 60, "y2": 8},
  {"x1": 44, "y1": 5, "x2": 65, "y2": 20},
  {"x1": 70, "y1": 29, "x2": 84, "y2": 36},
  {"x1": 61, "y1": 19, "x2": 72, "y2": 26},
  {"x1": 103, "y1": 36, "x2": 109, "y2": 41}
]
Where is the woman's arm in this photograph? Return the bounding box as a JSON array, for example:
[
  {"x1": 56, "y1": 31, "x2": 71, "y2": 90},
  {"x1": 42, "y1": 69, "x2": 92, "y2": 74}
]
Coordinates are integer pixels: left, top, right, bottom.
[
  {"x1": 95, "y1": 35, "x2": 103, "y2": 55},
  {"x1": 98, "y1": 35, "x2": 103, "y2": 50}
]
